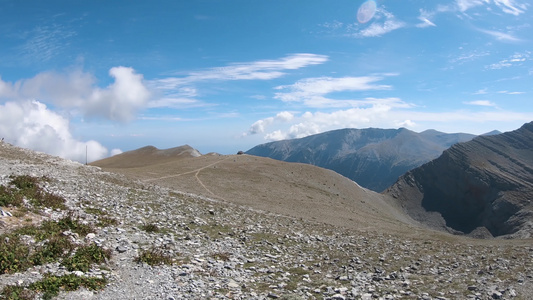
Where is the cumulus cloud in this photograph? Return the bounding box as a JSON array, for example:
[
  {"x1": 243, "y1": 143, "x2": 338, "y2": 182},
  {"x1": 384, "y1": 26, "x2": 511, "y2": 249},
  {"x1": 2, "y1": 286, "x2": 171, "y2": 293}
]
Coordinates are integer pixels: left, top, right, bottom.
[
  {"x1": 244, "y1": 111, "x2": 295, "y2": 136},
  {"x1": 83, "y1": 67, "x2": 150, "y2": 122},
  {"x1": 0, "y1": 67, "x2": 150, "y2": 122},
  {"x1": 245, "y1": 98, "x2": 414, "y2": 141},
  {"x1": 246, "y1": 102, "x2": 533, "y2": 141},
  {"x1": 0, "y1": 100, "x2": 115, "y2": 163}
]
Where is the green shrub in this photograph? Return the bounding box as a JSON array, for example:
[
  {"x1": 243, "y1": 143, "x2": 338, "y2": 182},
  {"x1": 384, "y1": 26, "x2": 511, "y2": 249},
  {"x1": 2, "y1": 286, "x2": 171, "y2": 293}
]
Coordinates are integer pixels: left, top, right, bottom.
[
  {"x1": 31, "y1": 236, "x2": 75, "y2": 266},
  {"x1": 140, "y1": 223, "x2": 160, "y2": 233},
  {"x1": 62, "y1": 244, "x2": 111, "y2": 272},
  {"x1": 9, "y1": 175, "x2": 39, "y2": 191},
  {"x1": 0, "y1": 185, "x2": 23, "y2": 207},
  {"x1": 0, "y1": 285, "x2": 35, "y2": 300},
  {"x1": 0, "y1": 234, "x2": 32, "y2": 274},
  {"x1": 135, "y1": 247, "x2": 174, "y2": 266},
  {"x1": 0, "y1": 274, "x2": 107, "y2": 300}
]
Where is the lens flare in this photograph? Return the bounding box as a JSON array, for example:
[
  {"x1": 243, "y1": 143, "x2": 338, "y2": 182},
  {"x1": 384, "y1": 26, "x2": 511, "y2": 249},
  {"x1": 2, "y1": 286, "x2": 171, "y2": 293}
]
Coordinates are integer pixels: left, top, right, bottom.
[{"x1": 357, "y1": 0, "x2": 377, "y2": 24}]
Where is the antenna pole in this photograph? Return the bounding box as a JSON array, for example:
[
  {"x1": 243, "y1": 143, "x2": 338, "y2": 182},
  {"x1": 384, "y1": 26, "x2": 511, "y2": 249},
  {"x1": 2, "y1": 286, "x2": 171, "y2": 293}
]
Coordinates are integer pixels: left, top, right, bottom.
[{"x1": 86, "y1": 145, "x2": 88, "y2": 165}]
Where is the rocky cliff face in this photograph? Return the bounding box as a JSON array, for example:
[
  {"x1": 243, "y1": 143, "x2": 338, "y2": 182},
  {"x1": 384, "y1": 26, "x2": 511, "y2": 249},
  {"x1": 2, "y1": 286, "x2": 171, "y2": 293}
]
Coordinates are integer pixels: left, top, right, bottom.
[
  {"x1": 386, "y1": 122, "x2": 533, "y2": 238},
  {"x1": 246, "y1": 128, "x2": 475, "y2": 192}
]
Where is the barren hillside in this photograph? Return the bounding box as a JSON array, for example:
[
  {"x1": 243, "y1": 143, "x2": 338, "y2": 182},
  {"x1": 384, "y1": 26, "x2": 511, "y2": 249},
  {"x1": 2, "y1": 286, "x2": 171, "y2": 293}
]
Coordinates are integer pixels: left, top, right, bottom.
[
  {"x1": 1, "y1": 141, "x2": 532, "y2": 299},
  {"x1": 92, "y1": 148, "x2": 414, "y2": 234}
]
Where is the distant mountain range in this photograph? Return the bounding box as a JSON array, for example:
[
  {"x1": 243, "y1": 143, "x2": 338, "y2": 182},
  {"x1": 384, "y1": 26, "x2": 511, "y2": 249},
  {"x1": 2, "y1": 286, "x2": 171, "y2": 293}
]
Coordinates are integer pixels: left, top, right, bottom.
[
  {"x1": 246, "y1": 128, "x2": 477, "y2": 192},
  {"x1": 386, "y1": 122, "x2": 533, "y2": 238}
]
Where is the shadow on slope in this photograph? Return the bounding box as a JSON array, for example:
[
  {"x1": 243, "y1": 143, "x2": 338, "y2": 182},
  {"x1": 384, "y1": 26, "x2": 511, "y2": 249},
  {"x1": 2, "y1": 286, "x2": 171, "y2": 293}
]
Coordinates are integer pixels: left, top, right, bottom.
[{"x1": 386, "y1": 122, "x2": 533, "y2": 238}]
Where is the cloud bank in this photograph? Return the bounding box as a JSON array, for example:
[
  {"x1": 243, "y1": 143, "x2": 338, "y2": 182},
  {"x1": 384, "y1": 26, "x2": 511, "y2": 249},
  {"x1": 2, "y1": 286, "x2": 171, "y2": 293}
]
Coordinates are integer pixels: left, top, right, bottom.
[
  {"x1": 0, "y1": 66, "x2": 148, "y2": 162},
  {"x1": 0, "y1": 100, "x2": 119, "y2": 162}
]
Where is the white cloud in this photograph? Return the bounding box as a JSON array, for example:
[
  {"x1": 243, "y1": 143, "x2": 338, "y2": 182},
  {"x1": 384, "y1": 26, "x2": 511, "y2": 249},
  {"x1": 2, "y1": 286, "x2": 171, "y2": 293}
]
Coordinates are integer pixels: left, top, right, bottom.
[
  {"x1": 455, "y1": 0, "x2": 526, "y2": 15},
  {"x1": 147, "y1": 97, "x2": 212, "y2": 109},
  {"x1": 148, "y1": 53, "x2": 329, "y2": 110},
  {"x1": 456, "y1": 0, "x2": 489, "y2": 12},
  {"x1": 0, "y1": 100, "x2": 115, "y2": 163},
  {"x1": 246, "y1": 103, "x2": 532, "y2": 141},
  {"x1": 478, "y1": 29, "x2": 522, "y2": 42},
  {"x1": 274, "y1": 76, "x2": 392, "y2": 107},
  {"x1": 19, "y1": 24, "x2": 77, "y2": 62},
  {"x1": 244, "y1": 111, "x2": 295, "y2": 136},
  {"x1": 464, "y1": 100, "x2": 497, "y2": 107},
  {"x1": 416, "y1": 9, "x2": 437, "y2": 28},
  {"x1": 110, "y1": 149, "x2": 123, "y2": 156},
  {"x1": 487, "y1": 52, "x2": 530, "y2": 69},
  {"x1": 356, "y1": 9, "x2": 405, "y2": 38},
  {"x1": 497, "y1": 90, "x2": 525, "y2": 94},
  {"x1": 84, "y1": 67, "x2": 150, "y2": 122},
  {"x1": 493, "y1": 0, "x2": 527, "y2": 15},
  {"x1": 152, "y1": 54, "x2": 329, "y2": 91},
  {"x1": 0, "y1": 67, "x2": 150, "y2": 122}
]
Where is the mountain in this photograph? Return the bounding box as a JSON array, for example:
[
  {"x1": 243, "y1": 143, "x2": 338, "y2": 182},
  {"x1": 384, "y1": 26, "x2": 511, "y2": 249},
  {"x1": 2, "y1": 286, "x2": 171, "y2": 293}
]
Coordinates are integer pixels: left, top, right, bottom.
[
  {"x1": 246, "y1": 128, "x2": 475, "y2": 192},
  {"x1": 91, "y1": 147, "x2": 413, "y2": 233},
  {"x1": 3, "y1": 140, "x2": 533, "y2": 298},
  {"x1": 92, "y1": 145, "x2": 201, "y2": 169},
  {"x1": 386, "y1": 122, "x2": 533, "y2": 238}
]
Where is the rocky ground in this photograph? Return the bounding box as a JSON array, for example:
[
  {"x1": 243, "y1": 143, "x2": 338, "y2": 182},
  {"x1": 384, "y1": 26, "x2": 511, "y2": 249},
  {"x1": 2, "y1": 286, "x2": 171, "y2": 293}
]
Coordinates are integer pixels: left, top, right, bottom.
[{"x1": 1, "y1": 141, "x2": 532, "y2": 299}]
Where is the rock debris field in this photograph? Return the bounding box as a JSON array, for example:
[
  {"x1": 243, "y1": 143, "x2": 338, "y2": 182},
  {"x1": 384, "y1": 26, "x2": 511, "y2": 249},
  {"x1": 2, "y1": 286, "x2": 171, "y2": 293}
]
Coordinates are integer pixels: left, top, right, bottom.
[{"x1": 0, "y1": 141, "x2": 532, "y2": 300}]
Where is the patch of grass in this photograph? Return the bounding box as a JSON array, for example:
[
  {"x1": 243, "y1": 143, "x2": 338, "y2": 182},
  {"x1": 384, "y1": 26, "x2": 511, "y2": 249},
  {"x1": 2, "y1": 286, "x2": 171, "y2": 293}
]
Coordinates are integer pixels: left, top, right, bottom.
[
  {"x1": 29, "y1": 192, "x2": 67, "y2": 210},
  {"x1": 135, "y1": 247, "x2": 175, "y2": 266},
  {"x1": 97, "y1": 216, "x2": 118, "y2": 227},
  {"x1": 83, "y1": 207, "x2": 118, "y2": 227},
  {"x1": 0, "y1": 175, "x2": 66, "y2": 211},
  {"x1": 140, "y1": 223, "x2": 160, "y2": 233},
  {"x1": 31, "y1": 235, "x2": 75, "y2": 266},
  {"x1": 15, "y1": 215, "x2": 93, "y2": 241},
  {"x1": 0, "y1": 285, "x2": 35, "y2": 300},
  {"x1": 212, "y1": 252, "x2": 231, "y2": 261},
  {"x1": 84, "y1": 207, "x2": 105, "y2": 215},
  {"x1": 0, "y1": 234, "x2": 32, "y2": 274},
  {"x1": 9, "y1": 175, "x2": 40, "y2": 191},
  {"x1": 1, "y1": 274, "x2": 107, "y2": 300},
  {"x1": 0, "y1": 215, "x2": 101, "y2": 275},
  {"x1": 0, "y1": 185, "x2": 23, "y2": 207},
  {"x1": 62, "y1": 243, "x2": 111, "y2": 272}
]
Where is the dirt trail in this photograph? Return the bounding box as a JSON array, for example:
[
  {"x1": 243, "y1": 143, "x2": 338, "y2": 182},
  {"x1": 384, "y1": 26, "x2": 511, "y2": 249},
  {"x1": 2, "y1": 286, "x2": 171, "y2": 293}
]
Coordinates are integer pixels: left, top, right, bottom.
[{"x1": 143, "y1": 156, "x2": 229, "y2": 200}]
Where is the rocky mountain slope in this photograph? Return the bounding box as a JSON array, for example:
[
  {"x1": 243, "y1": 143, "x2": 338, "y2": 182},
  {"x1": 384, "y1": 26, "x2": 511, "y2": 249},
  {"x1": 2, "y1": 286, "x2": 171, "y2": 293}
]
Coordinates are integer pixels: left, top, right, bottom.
[
  {"x1": 246, "y1": 128, "x2": 475, "y2": 192},
  {"x1": 1, "y1": 141, "x2": 533, "y2": 299},
  {"x1": 92, "y1": 147, "x2": 413, "y2": 233},
  {"x1": 386, "y1": 122, "x2": 533, "y2": 239}
]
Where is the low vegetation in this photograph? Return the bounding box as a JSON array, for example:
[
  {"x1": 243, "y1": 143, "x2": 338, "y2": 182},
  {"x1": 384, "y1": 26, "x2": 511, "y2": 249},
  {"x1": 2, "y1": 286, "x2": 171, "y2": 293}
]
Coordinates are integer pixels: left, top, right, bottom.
[
  {"x1": 0, "y1": 175, "x2": 112, "y2": 299},
  {"x1": 0, "y1": 175, "x2": 66, "y2": 211},
  {"x1": 135, "y1": 247, "x2": 175, "y2": 266},
  {"x1": 1, "y1": 274, "x2": 107, "y2": 300}
]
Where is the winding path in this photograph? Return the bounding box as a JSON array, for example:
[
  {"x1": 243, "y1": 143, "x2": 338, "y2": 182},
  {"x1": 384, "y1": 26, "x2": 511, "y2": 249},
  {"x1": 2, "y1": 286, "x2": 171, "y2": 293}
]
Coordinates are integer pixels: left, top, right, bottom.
[{"x1": 142, "y1": 156, "x2": 230, "y2": 199}]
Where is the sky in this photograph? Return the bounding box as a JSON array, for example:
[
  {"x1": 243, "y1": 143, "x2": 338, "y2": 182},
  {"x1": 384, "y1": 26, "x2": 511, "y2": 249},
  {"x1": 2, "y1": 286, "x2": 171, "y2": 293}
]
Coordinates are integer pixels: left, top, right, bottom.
[{"x1": 0, "y1": 0, "x2": 532, "y2": 162}]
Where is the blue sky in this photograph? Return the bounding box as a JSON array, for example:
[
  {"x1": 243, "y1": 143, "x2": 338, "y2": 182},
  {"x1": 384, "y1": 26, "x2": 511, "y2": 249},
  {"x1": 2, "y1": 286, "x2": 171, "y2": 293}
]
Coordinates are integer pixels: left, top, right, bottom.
[{"x1": 0, "y1": 0, "x2": 532, "y2": 162}]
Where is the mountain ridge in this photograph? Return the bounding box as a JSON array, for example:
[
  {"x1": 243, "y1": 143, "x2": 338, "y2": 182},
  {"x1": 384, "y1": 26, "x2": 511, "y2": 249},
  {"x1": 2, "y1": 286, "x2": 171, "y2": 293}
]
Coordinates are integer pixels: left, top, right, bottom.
[
  {"x1": 386, "y1": 121, "x2": 533, "y2": 238},
  {"x1": 246, "y1": 127, "x2": 476, "y2": 192}
]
